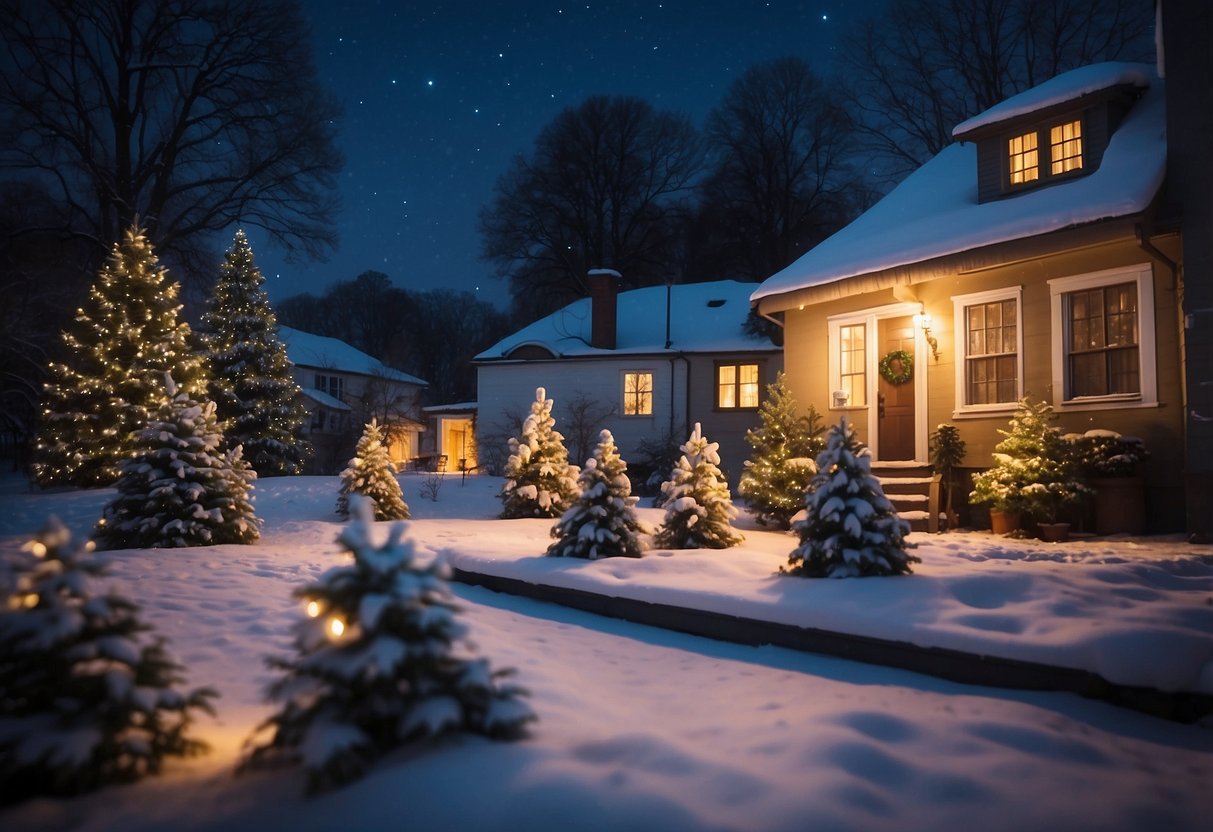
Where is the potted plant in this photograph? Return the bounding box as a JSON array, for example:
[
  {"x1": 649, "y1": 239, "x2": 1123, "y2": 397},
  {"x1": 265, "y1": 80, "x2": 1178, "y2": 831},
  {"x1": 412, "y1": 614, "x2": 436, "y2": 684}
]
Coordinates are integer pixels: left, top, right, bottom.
[
  {"x1": 1067, "y1": 430, "x2": 1150, "y2": 535},
  {"x1": 929, "y1": 424, "x2": 966, "y2": 531},
  {"x1": 970, "y1": 397, "x2": 1089, "y2": 538}
]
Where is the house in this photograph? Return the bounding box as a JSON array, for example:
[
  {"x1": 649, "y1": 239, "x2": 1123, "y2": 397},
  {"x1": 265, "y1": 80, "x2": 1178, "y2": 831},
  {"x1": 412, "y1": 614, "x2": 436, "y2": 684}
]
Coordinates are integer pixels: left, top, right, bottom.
[
  {"x1": 278, "y1": 326, "x2": 428, "y2": 474},
  {"x1": 474, "y1": 274, "x2": 782, "y2": 489},
  {"x1": 750, "y1": 62, "x2": 1190, "y2": 531}
]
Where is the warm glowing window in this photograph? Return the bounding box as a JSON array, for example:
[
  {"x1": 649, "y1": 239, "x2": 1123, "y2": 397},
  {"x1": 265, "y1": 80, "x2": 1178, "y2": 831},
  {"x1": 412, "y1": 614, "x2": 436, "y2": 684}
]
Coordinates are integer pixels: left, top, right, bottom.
[
  {"x1": 1008, "y1": 131, "x2": 1039, "y2": 184},
  {"x1": 1050, "y1": 120, "x2": 1083, "y2": 174},
  {"x1": 965, "y1": 299, "x2": 1018, "y2": 405},
  {"x1": 622, "y1": 371, "x2": 653, "y2": 415},
  {"x1": 839, "y1": 324, "x2": 866, "y2": 407},
  {"x1": 1065, "y1": 282, "x2": 1139, "y2": 398},
  {"x1": 717, "y1": 363, "x2": 759, "y2": 409}
]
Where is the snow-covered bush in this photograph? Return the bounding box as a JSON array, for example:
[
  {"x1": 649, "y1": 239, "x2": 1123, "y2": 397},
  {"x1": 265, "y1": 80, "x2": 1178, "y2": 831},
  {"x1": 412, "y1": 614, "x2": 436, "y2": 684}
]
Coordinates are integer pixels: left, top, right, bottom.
[
  {"x1": 548, "y1": 429, "x2": 647, "y2": 559},
  {"x1": 784, "y1": 417, "x2": 918, "y2": 578},
  {"x1": 499, "y1": 387, "x2": 579, "y2": 518},
  {"x1": 738, "y1": 373, "x2": 825, "y2": 529},
  {"x1": 0, "y1": 518, "x2": 216, "y2": 802},
  {"x1": 95, "y1": 374, "x2": 260, "y2": 549},
  {"x1": 654, "y1": 423, "x2": 743, "y2": 549},
  {"x1": 336, "y1": 419, "x2": 410, "y2": 520},
  {"x1": 242, "y1": 497, "x2": 534, "y2": 794}
]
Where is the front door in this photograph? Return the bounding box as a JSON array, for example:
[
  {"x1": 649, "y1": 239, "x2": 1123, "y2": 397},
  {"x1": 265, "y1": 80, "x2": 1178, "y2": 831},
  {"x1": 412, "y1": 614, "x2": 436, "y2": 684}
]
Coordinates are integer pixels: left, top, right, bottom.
[{"x1": 877, "y1": 316, "x2": 916, "y2": 460}]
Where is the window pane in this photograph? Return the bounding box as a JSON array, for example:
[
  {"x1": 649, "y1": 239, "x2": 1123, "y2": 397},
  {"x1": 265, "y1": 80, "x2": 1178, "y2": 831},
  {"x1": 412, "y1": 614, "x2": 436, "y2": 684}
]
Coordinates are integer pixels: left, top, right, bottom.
[
  {"x1": 1064, "y1": 281, "x2": 1140, "y2": 398},
  {"x1": 838, "y1": 324, "x2": 866, "y2": 407},
  {"x1": 739, "y1": 364, "x2": 759, "y2": 408},
  {"x1": 1009, "y1": 131, "x2": 1039, "y2": 184},
  {"x1": 964, "y1": 297, "x2": 1018, "y2": 405},
  {"x1": 1050, "y1": 119, "x2": 1083, "y2": 174}
]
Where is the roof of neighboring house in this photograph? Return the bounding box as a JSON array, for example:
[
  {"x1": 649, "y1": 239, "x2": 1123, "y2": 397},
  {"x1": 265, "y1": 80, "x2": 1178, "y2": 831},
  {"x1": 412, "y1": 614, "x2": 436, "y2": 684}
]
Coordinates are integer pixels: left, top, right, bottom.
[
  {"x1": 475, "y1": 280, "x2": 777, "y2": 361},
  {"x1": 751, "y1": 63, "x2": 1165, "y2": 305},
  {"x1": 423, "y1": 402, "x2": 478, "y2": 414},
  {"x1": 300, "y1": 388, "x2": 351, "y2": 411},
  {"x1": 279, "y1": 325, "x2": 427, "y2": 386}
]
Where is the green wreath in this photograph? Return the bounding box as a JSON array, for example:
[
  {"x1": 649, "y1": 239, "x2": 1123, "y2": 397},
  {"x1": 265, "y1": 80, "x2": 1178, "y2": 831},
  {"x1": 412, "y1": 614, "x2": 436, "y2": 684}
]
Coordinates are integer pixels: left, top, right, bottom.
[{"x1": 879, "y1": 349, "x2": 914, "y2": 385}]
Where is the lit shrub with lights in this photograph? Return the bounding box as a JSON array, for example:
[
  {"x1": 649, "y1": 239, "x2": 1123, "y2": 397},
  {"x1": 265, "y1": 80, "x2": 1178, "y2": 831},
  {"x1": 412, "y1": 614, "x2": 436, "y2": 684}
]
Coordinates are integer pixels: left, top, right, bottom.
[
  {"x1": 655, "y1": 422, "x2": 744, "y2": 549},
  {"x1": 784, "y1": 416, "x2": 918, "y2": 578},
  {"x1": 0, "y1": 518, "x2": 216, "y2": 803},
  {"x1": 336, "y1": 418, "x2": 410, "y2": 520},
  {"x1": 243, "y1": 496, "x2": 534, "y2": 794}
]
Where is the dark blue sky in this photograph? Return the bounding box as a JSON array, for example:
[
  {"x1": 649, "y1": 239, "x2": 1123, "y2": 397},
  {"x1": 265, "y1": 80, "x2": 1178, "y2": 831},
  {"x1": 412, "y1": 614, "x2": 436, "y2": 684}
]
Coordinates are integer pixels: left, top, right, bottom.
[{"x1": 252, "y1": 1, "x2": 881, "y2": 307}]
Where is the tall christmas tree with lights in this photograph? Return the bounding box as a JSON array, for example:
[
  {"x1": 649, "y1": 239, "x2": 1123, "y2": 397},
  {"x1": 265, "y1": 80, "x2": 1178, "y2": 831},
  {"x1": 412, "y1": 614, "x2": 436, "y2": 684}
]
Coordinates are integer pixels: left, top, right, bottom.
[
  {"x1": 33, "y1": 224, "x2": 206, "y2": 488},
  {"x1": 201, "y1": 229, "x2": 311, "y2": 476},
  {"x1": 738, "y1": 373, "x2": 826, "y2": 529}
]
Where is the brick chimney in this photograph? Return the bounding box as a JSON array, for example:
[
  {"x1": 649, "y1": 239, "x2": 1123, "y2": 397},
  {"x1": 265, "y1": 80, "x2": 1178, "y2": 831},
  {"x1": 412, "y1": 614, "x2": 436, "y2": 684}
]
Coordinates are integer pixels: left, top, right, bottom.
[{"x1": 588, "y1": 268, "x2": 620, "y2": 350}]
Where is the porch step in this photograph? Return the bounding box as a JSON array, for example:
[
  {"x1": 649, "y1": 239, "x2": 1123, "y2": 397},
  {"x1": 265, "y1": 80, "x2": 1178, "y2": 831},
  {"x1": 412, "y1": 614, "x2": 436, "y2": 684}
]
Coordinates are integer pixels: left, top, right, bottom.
[{"x1": 871, "y1": 464, "x2": 939, "y2": 533}]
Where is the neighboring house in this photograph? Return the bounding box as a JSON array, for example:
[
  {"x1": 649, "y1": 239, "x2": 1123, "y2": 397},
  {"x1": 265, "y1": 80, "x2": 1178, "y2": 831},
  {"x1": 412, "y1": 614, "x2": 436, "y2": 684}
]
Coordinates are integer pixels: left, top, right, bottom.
[
  {"x1": 420, "y1": 402, "x2": 478, "y2": 473},
  {"x1": 475, "y1": 274, "x2": 782, "y2": 489},
  {"x1": 278, "y1": 326, "x2": 428, "y2": 474},
  {"x1": 751, "y1": 62, "x2": 1191, "y2": 531}
]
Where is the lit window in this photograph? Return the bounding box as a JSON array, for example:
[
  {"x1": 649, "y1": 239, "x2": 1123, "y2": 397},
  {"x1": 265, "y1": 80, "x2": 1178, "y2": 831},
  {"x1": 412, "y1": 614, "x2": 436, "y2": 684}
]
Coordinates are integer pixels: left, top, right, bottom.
[
  {"x1": 1065, "y1": 282, "x2": 1139, "y2": 397},
  {"x1": 965, "y1": 299, "x2": 1018, "y2": 405},
  {"x1": 839, "y1": 324, "x2": 866, "y2": 407},
  {"x1": 1049, "y1": 265, "x2": 1156, "y2": 407},
  {"x1": 1050, "y1": 120, "x2": 1083, "y2": 175},
  {"x1": 622, "y1": 371, "x2": 653, "y2": 415},
  {"x1": 1008, "y1": 131, "x2": 1039, "y2": 184},
  {"x1": 717, "y1": 363, "x2": 759, "y2": 409}
]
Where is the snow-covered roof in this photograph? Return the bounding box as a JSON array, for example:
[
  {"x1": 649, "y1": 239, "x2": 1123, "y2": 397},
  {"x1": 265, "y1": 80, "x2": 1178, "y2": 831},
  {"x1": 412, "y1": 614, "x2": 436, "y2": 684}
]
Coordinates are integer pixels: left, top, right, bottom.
[
  {"x1": 423, "y1": 401, "x2": 478, "y2": 414},
  {"x1": 475, "y1": 280, "x2": 776, "y2": 361},
  {"x1": 278, "y1": 325, "x2": 427, "y2": 386},
  {"x1": 953, "y1": 62, "x2": 1151, "y2": 137},
  {"x1": 752, "y1": 63, "x2": 1165, "y2": 306},
  {"x1": 300, "y1": 387, "x2": 351, "y2": 411}
]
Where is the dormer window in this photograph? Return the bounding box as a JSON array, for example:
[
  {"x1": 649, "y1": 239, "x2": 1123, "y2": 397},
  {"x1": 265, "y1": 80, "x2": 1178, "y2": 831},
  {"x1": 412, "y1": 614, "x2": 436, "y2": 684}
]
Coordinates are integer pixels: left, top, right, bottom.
[
  {"x1": 1004, "y1": 116, "x2": 1086, "y2": 192},
  {"x1": 1050, "y1": 120, "x2": 1083, "y2": 174},
  {"x1": 1008, "y1": 131, "x2": 1039, "y2": 185}
]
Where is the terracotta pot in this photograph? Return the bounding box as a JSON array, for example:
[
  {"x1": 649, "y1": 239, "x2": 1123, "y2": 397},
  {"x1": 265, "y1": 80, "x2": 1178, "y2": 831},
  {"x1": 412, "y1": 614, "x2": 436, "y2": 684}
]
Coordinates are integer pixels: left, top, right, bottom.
[
  {"x1": 990, "y1": 509, "x2": 1021, "y2": 535},
  {"x1": 1037, "y1": 521, "x2": 1071, "y2": 542},
  {"x1": 1091, "y1": 476, "x2": 1145, "y2": 535}
]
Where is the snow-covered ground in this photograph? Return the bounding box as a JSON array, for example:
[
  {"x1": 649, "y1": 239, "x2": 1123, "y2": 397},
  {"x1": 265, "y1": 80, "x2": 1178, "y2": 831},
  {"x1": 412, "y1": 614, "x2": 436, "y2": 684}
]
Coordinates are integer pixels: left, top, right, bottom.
[{"x1": 1, "y1": 473, "x2": 1211, "y2": 831}]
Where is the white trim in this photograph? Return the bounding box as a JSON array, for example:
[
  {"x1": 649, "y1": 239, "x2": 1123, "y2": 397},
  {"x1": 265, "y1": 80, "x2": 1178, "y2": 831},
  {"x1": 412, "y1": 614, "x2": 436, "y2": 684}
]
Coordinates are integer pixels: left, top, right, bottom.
[
  {"x1": 1049, "y1": 263, "x2": 1156, "y2": 408},
  {"x1": 951, "y1": 286, "x2": 1024, "y2": 415},
  {"x1": 826, "y1": 301, "x2": 926, "y2": 461}
]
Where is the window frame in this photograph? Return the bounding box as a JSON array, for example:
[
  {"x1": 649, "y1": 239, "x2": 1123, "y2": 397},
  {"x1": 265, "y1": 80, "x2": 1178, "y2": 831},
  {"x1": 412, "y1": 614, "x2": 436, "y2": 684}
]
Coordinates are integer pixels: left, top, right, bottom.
[
  {"x1": 1049, "y1": 264, "x2": 1156, "y2": 410},
  {"x1": 621, "y1": 370, "x2": 655, "y2": 417},
  {"x1": 951, "y1": 286, "x2": 1024, "y2": 416},
  {"x1": 1003, "y1": 113, "x2": 1086, "y2": 193},
  {"x1": 715, "y1": 361, "x2": 761, "y2": 411}
]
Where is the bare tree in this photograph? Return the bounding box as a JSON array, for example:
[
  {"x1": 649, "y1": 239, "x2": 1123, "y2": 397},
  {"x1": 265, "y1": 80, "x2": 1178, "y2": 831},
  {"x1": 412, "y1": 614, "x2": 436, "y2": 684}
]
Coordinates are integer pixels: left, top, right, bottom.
[
  {"x1": 480, "y1": 95, "x2": 703, "y2": 321},
  {"x1": 0, "y1": 0, "x2": 343, "y2": 286},
  {"x1": 695, "y1": 57, "x2": 861, "y2": 282},
  {"x1": 839, "y1": 0, "x2": 1155, "y2": 182},
  {"x1": 560, "y1": 393, "x2": 618, "y2": 468}
]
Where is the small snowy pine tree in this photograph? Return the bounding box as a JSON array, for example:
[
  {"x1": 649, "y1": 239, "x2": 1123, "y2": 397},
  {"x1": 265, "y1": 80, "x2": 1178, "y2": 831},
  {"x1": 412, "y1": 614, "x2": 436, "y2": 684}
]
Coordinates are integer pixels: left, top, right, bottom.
[
  {"x1": 95, "y1": 375, "x2": 260, "y2": 549},
  {"x1": 242, "y1": 496, "x2": 535, "y2": 794},
  {"x1": 738, "y1": 373, "x2": 825, "y2": 529},
  {"x1": 0, "y1": 518, "x2": 216, "y2": 802},
  {"x1": 548, "y1": 429, "x2": 647, "y2": 559},
  {"x1": 654, "y1": 422, "x2": 744, "y2": 549},
  {"x1": 785, "y1": 417, "x2": 919, "y2": 578},
  {"x1": 336, "y1": 419, "x2": 410, "y2": 520},
  {"x1": 33, "y1": 223, "x2": 207, "y2": 488},
  {"x1": 202, "y1": 229, "x2": 312, "y2": 476},
  {"x1": 499, "y1": 387, "x2": 579, "y2": 519}
]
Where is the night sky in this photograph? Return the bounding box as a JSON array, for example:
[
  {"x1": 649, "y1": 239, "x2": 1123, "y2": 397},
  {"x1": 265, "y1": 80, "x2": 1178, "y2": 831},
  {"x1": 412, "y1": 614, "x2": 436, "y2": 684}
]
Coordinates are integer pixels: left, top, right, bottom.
[{"x1": 252, "y1": 1, "x2": 883, "y2": 306}]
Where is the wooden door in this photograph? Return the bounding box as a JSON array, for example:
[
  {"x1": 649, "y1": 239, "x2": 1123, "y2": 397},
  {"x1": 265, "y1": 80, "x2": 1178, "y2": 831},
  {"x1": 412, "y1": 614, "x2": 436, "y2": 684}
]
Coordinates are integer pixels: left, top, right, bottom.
[{"x1": 877, "y1": 316, "x2": 916, "y2": 460}]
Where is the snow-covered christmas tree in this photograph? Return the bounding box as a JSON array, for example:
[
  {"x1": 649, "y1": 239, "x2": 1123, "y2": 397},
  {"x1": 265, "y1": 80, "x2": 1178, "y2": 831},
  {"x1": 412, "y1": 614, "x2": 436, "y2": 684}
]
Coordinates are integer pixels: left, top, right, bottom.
[
  {"x1": 548, "y1": 429, "x2": 647, "y2": 559},
  {"x1": 242, "y1": 496, "x2": 534, "y2": 794},
  {"x1": 95, "y1": 374, "x2": 260, "y2": 549},
  {"x1": 785, "y1": 417, "x2": 919, "y2": 578},
  {"x1": 201, "y1": 229, "x2": 311, "y2": 476},
  {"x1": 738, "y1": 373, "x2": 825, "y2": 529},
  {"x1": 654, "y1": 422, "x2": 744, "y2": 549},
  {"x1": 499, "y1": 387, "x2": 579, "y2": 519},
  {"x1": 336, "y1": 419, "x2": 410, "y2": 521},
  {"x1": 0, "y1": 518, "x2": 216, "y2": 802},
  {"x1": 33, "y1": 223, "x2": 207, "y2": 488}
]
